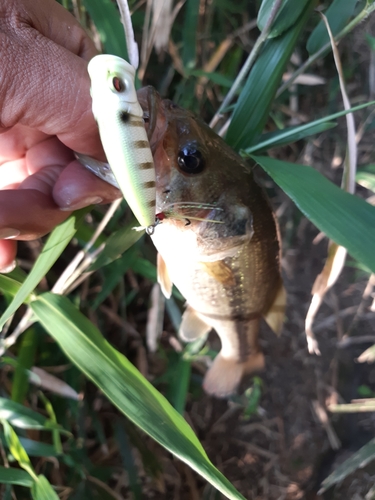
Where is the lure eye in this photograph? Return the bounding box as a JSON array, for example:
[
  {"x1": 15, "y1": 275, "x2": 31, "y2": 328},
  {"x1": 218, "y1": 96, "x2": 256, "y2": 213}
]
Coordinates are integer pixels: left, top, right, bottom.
[
  {"x1": 112, "y1": 76, "x2": 126, "y2": 93},
  {"x1": 177, "y1": 146, "x2": 205, "y2": 174}
]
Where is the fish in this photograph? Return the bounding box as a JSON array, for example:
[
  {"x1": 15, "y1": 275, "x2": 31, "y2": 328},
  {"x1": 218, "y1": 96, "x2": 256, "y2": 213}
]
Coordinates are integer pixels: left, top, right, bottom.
[
  {"x1": 79, "y1": 85, "x2": 286, "y2": 398},
  {"x1": 85, "y1": 55, "x2": 156, "y2": 229},
  {"x1": 140, "y1": 88, "x2": 286, "y2": 397}
]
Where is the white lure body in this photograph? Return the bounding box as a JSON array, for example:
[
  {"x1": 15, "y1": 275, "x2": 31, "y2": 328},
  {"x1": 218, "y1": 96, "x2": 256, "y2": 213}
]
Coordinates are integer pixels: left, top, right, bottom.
[{"x1": 88, "y1": 54, "x2": 156, "y2": 228}]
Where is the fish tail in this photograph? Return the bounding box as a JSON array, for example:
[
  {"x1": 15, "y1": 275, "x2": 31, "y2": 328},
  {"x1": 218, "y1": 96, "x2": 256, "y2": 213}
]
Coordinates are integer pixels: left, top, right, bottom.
[{"x1": 203, "y1": 351, "x2": 265, "y2": 398}]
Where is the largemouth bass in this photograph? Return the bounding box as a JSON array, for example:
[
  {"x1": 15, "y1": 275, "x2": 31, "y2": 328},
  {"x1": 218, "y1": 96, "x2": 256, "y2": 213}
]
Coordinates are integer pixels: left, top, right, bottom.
[
  {"x1": 139, "y1": 88, "x2": 286, "y2": 397},
  {"x1": 80, "y1": 85, "x2": 286, "y2": 398}
]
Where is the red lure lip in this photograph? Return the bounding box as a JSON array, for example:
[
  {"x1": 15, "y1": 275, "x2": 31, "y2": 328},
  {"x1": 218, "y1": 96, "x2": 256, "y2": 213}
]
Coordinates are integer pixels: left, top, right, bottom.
[{"x1": 156, "y1": 212, "x2": 166, "y2": 221}]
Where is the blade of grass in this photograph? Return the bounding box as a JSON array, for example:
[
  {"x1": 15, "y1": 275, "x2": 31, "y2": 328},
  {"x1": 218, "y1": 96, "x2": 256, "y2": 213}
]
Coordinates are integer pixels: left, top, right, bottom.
[
  {"x1": 226, "y1": 0, "x2": 315, "y2": 149},
  {"x1": 89, "y1": 217, "x2": 143, "y2": 272},
  {"x1": 11, "y1": 329, "x2": 36, "y2": 404},
  {"x1": 31, "y1": 292, "x2": 246, "y2": 500},
  {"x1": 0, "y1": 267, "x2": 27, "y2": 298},
  {"x1": 182, "y1": 0, "x2": 200, "y2": 69},
  {"x1": 82, "y1": 0, "x2": 129, "y2": 59},
  {"x1": 0, "y1": 209, "x2": 88, "y2": 332},
  {"x1": 245, "y1": 122, "x2": 336, "y2": 153},
  {"x1": 0, "y1": 397, "x2": 67, "y2": 433},
  {"x1": 114, "y1": 422, "x2": 142, "y2": 500},
  {"x1": 0, "y1": 466, "x2": 33, "y2": 487},
  {"x1": 31, "y1": 475, "x2": 59, "y2": 500},
  {"x1": 307, "y1": 0, "x2": 358, "y2": 54},
  {"x1": 253, "y1": 156, "x2": 375, "y2": 273},
  {"x1": 258, "y1": 0, "x2": 311, "y2": 37},
  {"x1": 244, "y1": 100, "x2": 375, "y2": 153},
  {"x1": 304, "y1": 11, "x2": 358, "y2": 353},
  {"x1": 277, "y1": 1, "x2": 375, "y2": 97},
  {"x1": 356, "y1": 164, "x2": 375, "y2": 192},
  {"x1": 319, "y1": 438, "x2": 375, "y2": 493},
  {"x1": 210, "y1": 0, "x2": 285, "y2": 129}
]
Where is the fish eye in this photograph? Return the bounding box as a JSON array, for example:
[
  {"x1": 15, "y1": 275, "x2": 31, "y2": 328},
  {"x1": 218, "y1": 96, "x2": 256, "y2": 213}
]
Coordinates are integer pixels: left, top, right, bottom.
[
  {"x1": 111, "y1": 76, "x2": 126, "y2": 93},
  {"x1": 177, "y1": 146, "x2": 205, "y2": 174}
]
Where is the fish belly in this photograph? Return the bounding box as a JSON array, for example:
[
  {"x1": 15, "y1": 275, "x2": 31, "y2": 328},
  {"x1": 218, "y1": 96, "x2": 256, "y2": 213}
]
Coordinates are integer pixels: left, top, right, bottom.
[{"x1": 152, "y1": 220, "x2": 280, "y2": 397}]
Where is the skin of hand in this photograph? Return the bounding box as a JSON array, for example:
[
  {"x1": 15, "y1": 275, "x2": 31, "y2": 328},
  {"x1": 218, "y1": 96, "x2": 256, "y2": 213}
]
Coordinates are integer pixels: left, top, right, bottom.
[{"x1": 0, "y1": 0, "x2": 120, "y2": 272}]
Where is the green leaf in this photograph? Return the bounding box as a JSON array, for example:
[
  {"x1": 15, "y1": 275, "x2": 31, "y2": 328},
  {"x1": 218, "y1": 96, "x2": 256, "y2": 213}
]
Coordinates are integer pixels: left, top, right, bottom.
[
  {"x1": 258, "y1": 0, "x2": 311, "y2": 37},
  {"x1": 11, "y1": 328, "x2": 37, "y2": 404},
  {"x1": 244, "y1": 100, "x2": 375, "y2": 153},
  {"x1": 253, "y1": 156, "x2": 375, "y2": 273},
  {"x1": 319, "y1": 438, "x2": 375, "y2": 493},
  {"x1": 31, "y1": 475, "x2": 59, "y2": 500},
  {"x1": 226, "y1": 1, "x2": 314, "y2": 149},
  {"x1": 132, "y1": 257, "x2": 157, "y2": 282},
  {"x1": 2, "y1": 420, "x2": 37, "y2": 481},
  {"x1": 89, "y1": 218, "x2": 143, "y2": 272},
  {"x1": 246, "y1": 122, "x2": 336, "y2": 154},
  {"x1": 114, "y1": 423, "x2": 142, "y2": 500},
  {"x1": 0, "y1": 466, "x2": 33, "y2": 487},
  {"x1": 0, "y1": 397, "x2": 65, "y2": 432},
  {"x1": 0, "y1": 432, "x2": 61, "y2": 457},
  {"x1": 0, "y1": 269, "x2": 26, "y2": 298},
  {"x1": 182, "y1": 0, "x2": 200, "y2": 69},
  {"x1": 189, "y1": 69, "x2": 233, "y2": 87},
  {"x1": 82, "y1": 0, "x2": 129, "y2": 59},
  {"x1": 307, "y1": 0, "x2": 358, "y2": 54},
  {"x1": 91, "y1": 249, "x2": 137, "y2": 309},
  {"x1": 31, "y1": 293, "x2": 245, "y2": 500},
  {"x1": 0, "y1": 209, "x2": 88, "y2": 332},
  {"x1": 356, "y1": 164, "x2": 375, "y2": 192}
]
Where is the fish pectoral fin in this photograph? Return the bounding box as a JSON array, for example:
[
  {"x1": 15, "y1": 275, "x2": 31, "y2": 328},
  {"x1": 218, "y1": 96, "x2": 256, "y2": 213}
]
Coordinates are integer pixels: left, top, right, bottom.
[
  {"x1": 179, "y1": 307, "x2": 212, "y2": 342},
  {"x1": 263, "y1": 283, "x2": 286, "y2": 336},
  {"x1": 199, "y1": 260, "x2": 236, "y2": 286},
  {"x1": 157, "y1": 253, "x2": 173, "y2": 299}
]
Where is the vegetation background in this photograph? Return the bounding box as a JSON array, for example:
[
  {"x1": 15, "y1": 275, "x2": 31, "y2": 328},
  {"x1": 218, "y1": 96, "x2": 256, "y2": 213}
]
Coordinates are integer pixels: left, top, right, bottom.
[{"x1": 1, "y1": 0, "x2": 375, "y2": 498}]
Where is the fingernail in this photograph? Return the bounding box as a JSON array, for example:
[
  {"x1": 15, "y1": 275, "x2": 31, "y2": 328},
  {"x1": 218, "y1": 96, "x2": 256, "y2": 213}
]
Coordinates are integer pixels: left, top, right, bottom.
[
  {"x1": 60, "y1": 197, "x2": 103, "y2": 211},
  {"x1": 0, "y1": 260, "x2": 16, "y2": 273},
  {"x1": 0, "y1": 228, "x2": 20, "y2": 239}
]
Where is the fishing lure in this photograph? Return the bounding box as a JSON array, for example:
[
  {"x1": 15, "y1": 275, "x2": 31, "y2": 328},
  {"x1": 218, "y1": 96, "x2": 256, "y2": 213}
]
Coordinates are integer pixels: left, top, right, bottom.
[{"x1": 87, "y1": 54, "x2": 156, "y2": 229}]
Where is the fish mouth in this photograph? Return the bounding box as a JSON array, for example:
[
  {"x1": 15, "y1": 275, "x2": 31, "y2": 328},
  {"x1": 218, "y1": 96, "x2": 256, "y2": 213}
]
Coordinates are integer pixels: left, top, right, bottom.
[{"x1": 137, "y1": 86, "x2": 167, "y2": 154}]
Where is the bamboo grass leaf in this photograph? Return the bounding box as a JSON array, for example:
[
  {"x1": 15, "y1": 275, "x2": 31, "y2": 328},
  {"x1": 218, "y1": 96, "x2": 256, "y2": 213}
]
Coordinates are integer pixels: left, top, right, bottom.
[
  {"x1": 82, "y1": 0, "x2": 129, "y2": 59},
  {"x1": 319, "y1": 438, "x2": 375, "y2": 493},
  {"x1": 307, "y1": 0, "x2": 358, "y2": 55},
  {"x1": 89, "y1": 218, "x2": 143, "y2": 272},
  {"x1": 245, "y1": 122, "x2": 336, "y2": 154},
  {"x1": 11, "y1": 329, "x2": 36, "y2": 404},
  {"x1": 0, "y1": 397, "x2": 67, "y2": 432},
  {"x1": 226, "y1": 1, "x2": 315, "y2": 150},
  {"x1": 0, "y1": 432, "x2": 61, "y2": 457},
  {"x1": 253, "y1": 155, "x2": 375, "y2": 273},
  {"x1": 30, "y1": 293, "x2": 246, "y2": 500},
  {"x1": 0, "y1": 466, "x2": 33, "y2": 487},
  {"x1": 244, "y1": 100, "x2": 375, "y2": 153},
  {"x1": 2, "y1": 420, "x2": 35, "y2": 477},
  {"x1": 31, "y1": 475, "x2": 60, "y2": 500},
  {"x1": 356, "y1": 164, "x2": 375, "y2": 192},
  {"x1": 0, "y1": 272, "x2": 26, "y2": 300},
  {"x1": 182, "y1": 0, "x2": 200, "y2": 69},
  {"x1": 0, "y1": 209, "x2": 88, "y2": 332},
  {"x1": 258, "y1": 0, "x2": 311, "y2": 37}
]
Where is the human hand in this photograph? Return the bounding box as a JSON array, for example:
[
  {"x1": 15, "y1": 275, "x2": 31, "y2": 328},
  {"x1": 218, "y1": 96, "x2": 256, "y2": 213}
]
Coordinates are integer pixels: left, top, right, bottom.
[{"x1": 0, "y1": 0, "x2": 120, "y2": 272}]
